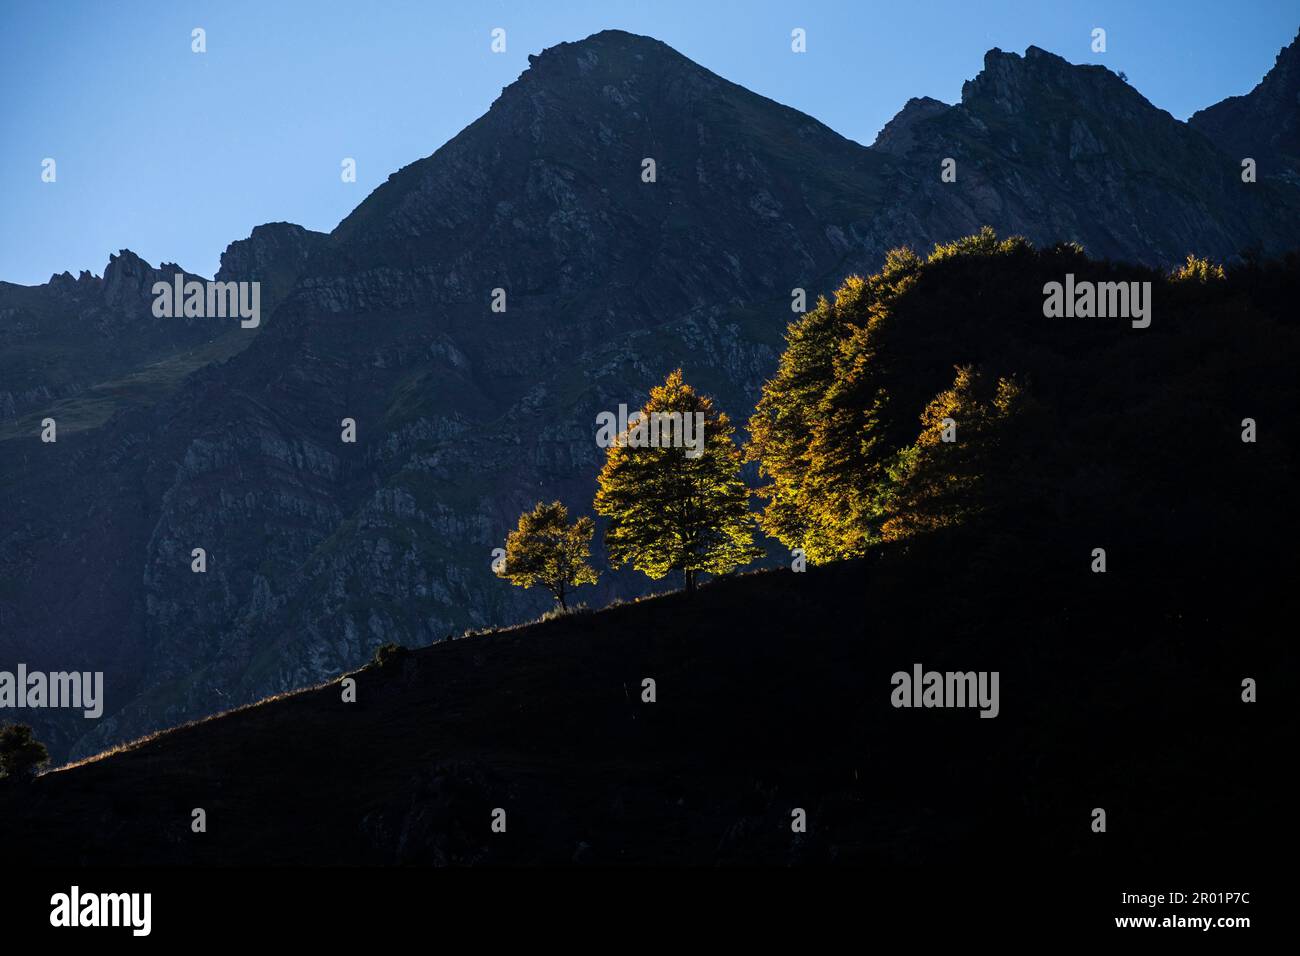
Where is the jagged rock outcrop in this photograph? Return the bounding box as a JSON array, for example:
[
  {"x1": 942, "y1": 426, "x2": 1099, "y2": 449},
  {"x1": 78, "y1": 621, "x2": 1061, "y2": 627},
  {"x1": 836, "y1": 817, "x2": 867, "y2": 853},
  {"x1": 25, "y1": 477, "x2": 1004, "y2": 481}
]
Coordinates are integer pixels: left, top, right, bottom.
[
  {"x1": 0, "y1": 223, "x2": 330, "y2": 433},
  {"x1": 216, "y1": 222, "x2": 332, "y2": 311},
  {"x1": 871, "y1": 97, "x2": 950, "y2": 155}
]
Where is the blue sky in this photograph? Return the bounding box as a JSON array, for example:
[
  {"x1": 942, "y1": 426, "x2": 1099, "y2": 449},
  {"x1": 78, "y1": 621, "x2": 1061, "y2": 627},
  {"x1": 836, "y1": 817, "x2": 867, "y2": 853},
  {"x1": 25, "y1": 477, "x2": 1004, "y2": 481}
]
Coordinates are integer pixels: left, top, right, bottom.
[{"x1": 1, "y1": 0, "x2": 1296, "y2": 286}]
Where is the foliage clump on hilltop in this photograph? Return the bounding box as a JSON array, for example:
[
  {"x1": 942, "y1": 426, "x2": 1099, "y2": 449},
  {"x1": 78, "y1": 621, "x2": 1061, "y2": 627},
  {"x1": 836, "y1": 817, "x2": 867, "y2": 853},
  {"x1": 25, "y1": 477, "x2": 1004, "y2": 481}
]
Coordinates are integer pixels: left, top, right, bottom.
[{"x1": 747, "y1": 228, "x2": 1299, "y2": 568}]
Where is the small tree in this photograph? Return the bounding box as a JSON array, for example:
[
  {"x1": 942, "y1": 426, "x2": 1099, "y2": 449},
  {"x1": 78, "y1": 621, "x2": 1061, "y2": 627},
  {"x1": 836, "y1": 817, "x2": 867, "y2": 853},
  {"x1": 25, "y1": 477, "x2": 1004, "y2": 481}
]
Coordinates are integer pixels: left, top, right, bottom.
[
  {"x1": 0, "y1": 723, "x2": 49, "y2": 782},
  {"x1": 498, "y1": 501, "x2": 598, "y2": 610},
  {"x1": 594, "y1": 369, "x2": 760, "y2": 594},
  {"x1": 1170, "y1": 254, "x2": 1225, "y2": 284},
  {"x1": 372, "y1": 642, "x2": 409, "y2": 667}
]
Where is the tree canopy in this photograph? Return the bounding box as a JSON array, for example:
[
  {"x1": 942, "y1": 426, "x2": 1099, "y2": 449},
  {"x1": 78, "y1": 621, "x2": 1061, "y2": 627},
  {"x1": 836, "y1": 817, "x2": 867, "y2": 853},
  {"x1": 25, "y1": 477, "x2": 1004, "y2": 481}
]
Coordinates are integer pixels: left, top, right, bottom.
[
  {"x1": 748, "y1": 229, "x2": 1297, "y2": 565},
  {"x1": 594, "y1": 369, "x2": 760, "y2": 593},
  {"x1": 498, "y1": 500, "x2": 598, "y2": 610},
  {"x1": 0, "y1": 723, "x2": 49, "y2": 782}
]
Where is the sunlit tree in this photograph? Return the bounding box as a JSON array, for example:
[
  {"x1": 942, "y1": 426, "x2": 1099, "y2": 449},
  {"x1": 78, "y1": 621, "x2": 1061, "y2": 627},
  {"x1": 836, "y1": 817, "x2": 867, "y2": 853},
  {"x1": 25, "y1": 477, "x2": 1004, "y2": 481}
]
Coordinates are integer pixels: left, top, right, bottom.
[
  {"x1": 1170, "y1": 254, "x2": 1226, "y2": 284},
  {"x1": 747, "y1": 247, "x2": 922, "y2": 562},
  {"x1": 498, "y1": 501, "x2": 598, "y2": 610},
  {"x1": 880, "y1": 366, "x2": 1035, "y2": 541},
  {"x1": 594, "y1": 370, "x2": 760, "y2": 594}
]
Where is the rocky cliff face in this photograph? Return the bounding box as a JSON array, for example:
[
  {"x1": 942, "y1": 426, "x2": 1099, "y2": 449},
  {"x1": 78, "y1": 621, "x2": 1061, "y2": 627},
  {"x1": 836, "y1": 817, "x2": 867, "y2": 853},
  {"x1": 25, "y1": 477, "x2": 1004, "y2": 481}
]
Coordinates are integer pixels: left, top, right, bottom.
[
  {"x1": 871, "y1": 97, "x2": 950, "y2": 156},
  {"x1": 3, "y1": 29, "x2": 1298, "y2": 760},
  {"x1": 0, "y1": 225, "x2": 329, "y2": 755},
  {"x1": 216, "y1": 222, "x2": 334, "y2": 307},
  {"x1": 1190, "y1": 29, "x2": 1300, "y2": 182}
]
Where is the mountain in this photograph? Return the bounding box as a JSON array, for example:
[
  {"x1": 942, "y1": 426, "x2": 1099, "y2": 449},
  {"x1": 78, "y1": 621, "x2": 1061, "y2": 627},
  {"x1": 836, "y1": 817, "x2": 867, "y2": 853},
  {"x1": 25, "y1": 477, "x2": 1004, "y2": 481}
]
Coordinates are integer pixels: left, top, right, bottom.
[
  {"x1": 2, "y1": 29, "x2": 1298, "y2": 762},
  {"x1": 875, "y1": 44, "x2": 1300, "y2": 263},
  {"x1": 1190, "y1": 29, "x2": 1300, "y2": 182}
]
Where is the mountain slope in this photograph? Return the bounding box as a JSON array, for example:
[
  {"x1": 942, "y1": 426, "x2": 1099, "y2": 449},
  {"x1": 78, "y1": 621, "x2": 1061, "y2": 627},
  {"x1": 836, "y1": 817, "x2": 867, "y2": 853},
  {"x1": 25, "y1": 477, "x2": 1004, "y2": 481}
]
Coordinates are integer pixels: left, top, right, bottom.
[{"x1": 1190, "y1": 28, "x2": 1300, "y2": 182}]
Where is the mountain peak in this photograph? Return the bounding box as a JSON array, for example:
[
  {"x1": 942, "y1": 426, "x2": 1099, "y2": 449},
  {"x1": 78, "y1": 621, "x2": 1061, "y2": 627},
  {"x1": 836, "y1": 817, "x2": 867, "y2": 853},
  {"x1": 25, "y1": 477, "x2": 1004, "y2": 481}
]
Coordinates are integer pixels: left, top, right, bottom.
[
  {"x1": 107, "y1": 247, "x2": 147, "y2": 268},
  {"x1": 529, "y1": 28, "x2": 676, "y2": 61},
  {"x1": 103, "y1": 249, "x2": 172, "y2": 308},
  {"x1": 502, "y1": 27, "x2": 720, "y2": 108},
  {"x1": 1023, "y1": 44, "x2": 1068, "y2": 64},
  {"x1": 872, "y1": 96, "x2": 951, "y2": 154},
  {"x1": 47, "y1": 268, "x2": 100, "y2": 295},
  {"x1": 962, "y1": 44, "x2": 1149, "y2": 119},
  {"x1": 330, "y1": 30, "x2": 867, "y2": 252},
  {"x1": 1189, "y1": 28, "x2": 1300, "y2": 178},
  {"x1": 216, "y1": 221, "x2": 329, "y2": 283}
]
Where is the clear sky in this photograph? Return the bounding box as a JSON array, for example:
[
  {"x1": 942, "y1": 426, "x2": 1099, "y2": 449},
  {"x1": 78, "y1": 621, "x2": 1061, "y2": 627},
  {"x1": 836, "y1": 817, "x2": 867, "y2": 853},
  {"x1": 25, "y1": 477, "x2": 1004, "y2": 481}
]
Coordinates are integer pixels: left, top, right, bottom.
[{"x1": 1, "y1": 0, "x2": 1296, "y2": 286}]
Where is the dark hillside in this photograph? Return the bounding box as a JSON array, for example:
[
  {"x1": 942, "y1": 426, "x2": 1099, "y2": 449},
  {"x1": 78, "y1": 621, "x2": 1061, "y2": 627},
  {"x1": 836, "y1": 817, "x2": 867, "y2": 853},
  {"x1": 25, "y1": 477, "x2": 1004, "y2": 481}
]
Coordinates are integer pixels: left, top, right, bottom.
[{"x1": 0, "y1": 535, "x2": 1275, "y2": 868}]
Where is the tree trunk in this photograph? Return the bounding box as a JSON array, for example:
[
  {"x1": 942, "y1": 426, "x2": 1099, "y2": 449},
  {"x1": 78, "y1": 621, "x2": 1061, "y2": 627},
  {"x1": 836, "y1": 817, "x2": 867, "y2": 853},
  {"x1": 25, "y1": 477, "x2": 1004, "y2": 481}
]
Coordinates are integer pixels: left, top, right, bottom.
[{"x1": 684, "y1": 568, "x2": 696, "y2": 595}]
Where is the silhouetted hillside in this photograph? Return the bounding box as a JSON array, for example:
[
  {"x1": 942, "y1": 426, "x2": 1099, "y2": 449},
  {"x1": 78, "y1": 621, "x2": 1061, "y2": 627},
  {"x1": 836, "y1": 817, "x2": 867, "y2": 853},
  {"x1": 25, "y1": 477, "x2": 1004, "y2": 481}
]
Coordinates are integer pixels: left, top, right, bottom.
[{"x1": 0, "y1": 532, "x2": 1276, "y2": 867}]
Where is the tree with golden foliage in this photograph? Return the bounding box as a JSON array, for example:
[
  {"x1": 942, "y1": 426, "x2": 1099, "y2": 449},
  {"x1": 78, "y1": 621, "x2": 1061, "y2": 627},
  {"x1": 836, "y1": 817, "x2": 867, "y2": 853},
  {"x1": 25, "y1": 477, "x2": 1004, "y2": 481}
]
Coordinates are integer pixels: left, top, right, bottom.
[
  {"x1": 1170, "y1": 254, "x2": 1226, "y2": 284},
  {"x1": 747, "y1": 246, "x2": 924, "y2": 562},
  {"x1": 497, "y1": 501, "x2": 598, "y2": 610},
  {"x1": 748, "y1": 228, "x2": 1049, "y2": 561},
  {"x1": 594, "y1": 370, "x2": 760, "y2": 594},
  {"x1": 879, "y1": 366, "x2": 1036, "y2": 541}
]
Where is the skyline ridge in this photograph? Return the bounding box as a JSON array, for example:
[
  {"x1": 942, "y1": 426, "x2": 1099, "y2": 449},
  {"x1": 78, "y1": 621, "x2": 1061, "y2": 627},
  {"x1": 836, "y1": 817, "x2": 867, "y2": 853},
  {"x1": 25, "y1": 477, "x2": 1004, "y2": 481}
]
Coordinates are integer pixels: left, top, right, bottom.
[{"x1": 4, "y1": 10, "x2": 1297, "y2": 283}]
